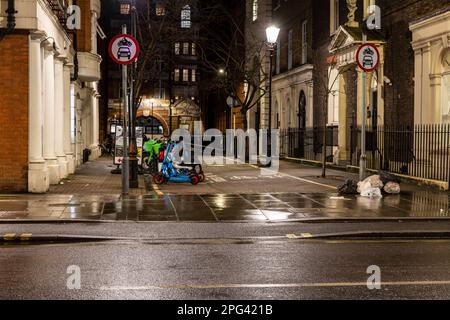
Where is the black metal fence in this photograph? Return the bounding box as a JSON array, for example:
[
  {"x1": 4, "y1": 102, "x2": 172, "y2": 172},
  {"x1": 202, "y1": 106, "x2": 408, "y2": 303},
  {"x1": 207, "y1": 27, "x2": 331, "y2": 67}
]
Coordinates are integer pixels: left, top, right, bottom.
[
  {"x1": 350, "y1": 124, "x2": 450, "y2": 183},
  {"x1": 280, "y1": 127, "x2": 338, "y2": 162},
  {"x1": 280, "y1": 124, "x2": 450, "y2": 183}
]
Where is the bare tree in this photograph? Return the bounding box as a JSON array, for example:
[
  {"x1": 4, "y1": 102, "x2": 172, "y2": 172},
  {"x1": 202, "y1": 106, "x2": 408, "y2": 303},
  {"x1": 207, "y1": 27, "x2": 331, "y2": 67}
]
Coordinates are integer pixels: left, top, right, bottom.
[
  {"x1": 198, "y1": 3, "x2": 269, "y2": 130},
  {"x1": 313, "y1": 51, "x2": 341, "y2": 178}
]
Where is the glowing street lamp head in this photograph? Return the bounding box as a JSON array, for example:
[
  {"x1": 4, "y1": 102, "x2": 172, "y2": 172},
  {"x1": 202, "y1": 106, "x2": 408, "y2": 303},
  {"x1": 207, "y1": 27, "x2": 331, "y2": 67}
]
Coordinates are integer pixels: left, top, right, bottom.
[{"x1": 266, "y1": 26, "x2": 280, "y2": 45}]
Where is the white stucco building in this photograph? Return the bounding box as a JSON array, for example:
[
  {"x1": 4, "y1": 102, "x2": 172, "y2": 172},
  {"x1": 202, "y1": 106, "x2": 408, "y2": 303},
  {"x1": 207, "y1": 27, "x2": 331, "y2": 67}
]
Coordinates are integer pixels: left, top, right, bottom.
[{"x1": 0, "y1": 0, "x2": 103, "y2": 193}]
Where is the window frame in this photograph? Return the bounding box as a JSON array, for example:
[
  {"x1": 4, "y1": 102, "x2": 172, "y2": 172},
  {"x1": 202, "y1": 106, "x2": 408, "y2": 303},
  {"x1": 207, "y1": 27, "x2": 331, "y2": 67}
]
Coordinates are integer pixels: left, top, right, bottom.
[
  {"x1": 181, "y1": 5, "x2": 192, "y2": 29},
  {"x1": 252, "y1": 0, "x2": 258, "y2": 22},
  {"x1": 301, "y1": 20, "x2": 308, "y2": 65},
  {"x1": 183, "y1": 42, "x2": 189, "y2": 55},
  {"x1": 182, "y1": 69, "x2": 189, "y2": 82}
]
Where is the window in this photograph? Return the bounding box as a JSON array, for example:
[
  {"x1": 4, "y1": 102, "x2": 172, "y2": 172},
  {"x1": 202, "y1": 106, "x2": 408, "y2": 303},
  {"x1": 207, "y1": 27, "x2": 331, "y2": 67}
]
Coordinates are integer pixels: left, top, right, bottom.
[
  {"x1": 191, "y1": 70, "x2": 196, "y2": 82},
  {"x1": 174, "y1": 69, "x2": 180, "y2": 82},
  {"x1": 183, "y1": 69, "x2": 189, "y2": 82},
  {"x1": 156, "y1": 2, "x2": 166, "y2": 16},
  {"x1": 252, "y1": 0, "x2": 258, "y2": 21},
  {"x1": 174, "y1": 43, "x2": 180, "y2": 55},
  {"x1": 191, "y1": 43, "x2": 196, "y2": 56},
  {"x1": 288, "y1": 29, "x2": 293, "y2": 70},
  {"x1": 120, "y1": 3, "x2": 130, "y2": 15},
  {"x1": 183, "y1": 42, "x2": 189, "y2": 55},
  {"x1": 330, "y1": 0, "x2": 340, "y2": 34},
  {"x1": 302, "y1": 20, "x2": 308, "y2": 64},
  {"x1": 181, "y1": 5, "x2": 191, "y2": 28}
]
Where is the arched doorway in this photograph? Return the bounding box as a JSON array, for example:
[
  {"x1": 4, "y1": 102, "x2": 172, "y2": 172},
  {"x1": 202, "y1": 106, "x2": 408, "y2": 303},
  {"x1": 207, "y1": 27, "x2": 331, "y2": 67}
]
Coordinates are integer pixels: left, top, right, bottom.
[
  {"x1": 298, "y1": 91, "x2": 307, "y2": 157},
  {"x1": 136, "y1": 116, "x2": 166, "y2": 140}
]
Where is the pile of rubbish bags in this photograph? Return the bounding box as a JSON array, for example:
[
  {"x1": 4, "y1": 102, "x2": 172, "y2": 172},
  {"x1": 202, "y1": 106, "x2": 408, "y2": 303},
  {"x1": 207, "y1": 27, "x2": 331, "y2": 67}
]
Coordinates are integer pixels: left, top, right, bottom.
[{"x1": 338, "y1": 171, "x2": 401, "y2": 198}]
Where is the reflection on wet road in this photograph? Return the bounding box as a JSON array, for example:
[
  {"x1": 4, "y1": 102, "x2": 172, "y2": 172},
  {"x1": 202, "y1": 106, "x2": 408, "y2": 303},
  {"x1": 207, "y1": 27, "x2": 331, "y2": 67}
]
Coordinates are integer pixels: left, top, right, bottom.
[{"x1": 1, "y1": 191, "x2": 450, "y2": 221}]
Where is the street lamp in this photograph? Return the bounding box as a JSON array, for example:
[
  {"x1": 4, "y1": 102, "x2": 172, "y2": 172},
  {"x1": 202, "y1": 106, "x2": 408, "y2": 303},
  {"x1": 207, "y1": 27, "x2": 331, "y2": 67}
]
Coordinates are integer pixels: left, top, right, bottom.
[{"x1": 265, "y1": 26, "x2": 280, "y2": 163}]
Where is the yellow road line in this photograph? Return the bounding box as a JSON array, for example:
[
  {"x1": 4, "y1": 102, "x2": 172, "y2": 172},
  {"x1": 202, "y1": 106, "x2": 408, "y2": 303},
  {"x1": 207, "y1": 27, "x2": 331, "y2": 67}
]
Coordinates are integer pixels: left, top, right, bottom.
[
  {"x1": 100, "y1": 280, "x2": 450, "y2": 291},
  {"x1": 3, "y1": 233, "x2": 16, "y2": 241},
  {"x1": 152, "y1": 183, "x2": 164, "y2": 196},
  {"x1": 20, "y1": 233, "x2": 32, "y2": 241}
]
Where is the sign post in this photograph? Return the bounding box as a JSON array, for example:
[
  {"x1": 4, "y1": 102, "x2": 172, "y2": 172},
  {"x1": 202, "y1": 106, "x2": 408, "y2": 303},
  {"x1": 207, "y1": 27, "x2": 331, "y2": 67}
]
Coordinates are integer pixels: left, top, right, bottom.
[
  {"x1": 109, "y1": 26, "x2": 140, "y2": 195},
  {"x1": 356, "y1": 39, "x2": 380, "y2": 181}
]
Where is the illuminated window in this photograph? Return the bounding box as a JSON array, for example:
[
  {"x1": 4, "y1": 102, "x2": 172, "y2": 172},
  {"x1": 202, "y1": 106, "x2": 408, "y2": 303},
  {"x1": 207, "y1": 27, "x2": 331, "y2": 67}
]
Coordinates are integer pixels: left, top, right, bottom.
[
  {"x1": 183, "y1": 69, "x2": 189, "y2": 82},
  {"x1": 191, "y1": 43, "x2": 196, "y2": 56},
  {"x1": 174, "y1": 43, "x2": 180, "y2": 55},
  {"x1": 181, "y1": 5, "x2": 191, "y2": 28},
  {"x1": 156, "y1": 2, "x2": 166, "y2": 16},
  {"x1": 252, "y1": 0, "x2": 258, "y2": 21},
  {"x1": 191, "y1": 70, "x2": 196, "y2": 82},
  {"x1": 174, "y1": 69, "x2": 180, "y2": 81},
  {"x1": 183, "y1": 43, "x2": 189, "y2": 55},
  {"x1": 120, "y1": 3, "x2": 131, "y2": 15}
]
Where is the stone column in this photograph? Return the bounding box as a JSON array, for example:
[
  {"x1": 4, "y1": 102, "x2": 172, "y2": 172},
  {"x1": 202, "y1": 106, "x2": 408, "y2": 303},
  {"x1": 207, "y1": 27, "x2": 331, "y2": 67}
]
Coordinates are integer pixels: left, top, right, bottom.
[
  {"x1": 28, "y1": 33, "x2": 49, "y2": 193},
  {"x1": 422, "y1": 45, "x2": 432, "y2": 124},
  {"x1": 90, "y1": 84, "x2": 101, "y2": 160},
  {"x1": 43, "y1": 41, "x2": 60, "y2": 185},
  {"x1": 63, "y1": 63, "x2": 75, "y2": 174},
  {"x1": 430, "y1": 74, "x2": 442, "y2": 124},
  {"x1": 76, "y1": 91, "x2": 84, "y2": 166},
  {"x1": 338, "y1": 73, "x2": 350, "y2": 163},
  {"x1": 54, "y1": 57, "x2": 68, "y2": 178}
]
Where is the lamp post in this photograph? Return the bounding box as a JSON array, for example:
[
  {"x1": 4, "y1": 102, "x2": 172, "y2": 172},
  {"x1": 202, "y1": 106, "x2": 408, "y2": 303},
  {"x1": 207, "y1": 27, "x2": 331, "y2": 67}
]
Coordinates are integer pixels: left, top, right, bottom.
[
  {"x1": 128, "y1": 0, "x2": 139, "y2": 188},
  {"x1": 265, "y1": 26, "x2": 280, "y2": 163}
]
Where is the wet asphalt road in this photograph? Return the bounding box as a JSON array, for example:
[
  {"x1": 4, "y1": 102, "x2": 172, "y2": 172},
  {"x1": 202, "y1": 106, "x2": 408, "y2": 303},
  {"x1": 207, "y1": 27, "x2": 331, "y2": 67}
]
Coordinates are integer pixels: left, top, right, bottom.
[
  {"x1": 2, "y1": 160, "x2": 450, "y2": 300},
  {"x1": 2, "y1": 236, "x2": 450, "y2": 300}
]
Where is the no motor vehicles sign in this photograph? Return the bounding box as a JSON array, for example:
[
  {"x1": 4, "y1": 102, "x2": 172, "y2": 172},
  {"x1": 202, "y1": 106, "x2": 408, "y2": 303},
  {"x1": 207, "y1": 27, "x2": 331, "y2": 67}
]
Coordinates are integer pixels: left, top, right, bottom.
[
  {"x1": 109, "y1": 34, "x2": 140, "y2": 65},
  {"x1": 356, "y1": 43, "x2": 380, "y2": 73}
]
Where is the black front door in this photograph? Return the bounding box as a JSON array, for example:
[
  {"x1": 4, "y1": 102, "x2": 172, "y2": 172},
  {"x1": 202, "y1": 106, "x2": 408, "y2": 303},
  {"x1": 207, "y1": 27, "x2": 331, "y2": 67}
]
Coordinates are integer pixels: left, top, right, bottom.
[{"x1": 298, "y1": 91, "x2": 307, "y2": 158}]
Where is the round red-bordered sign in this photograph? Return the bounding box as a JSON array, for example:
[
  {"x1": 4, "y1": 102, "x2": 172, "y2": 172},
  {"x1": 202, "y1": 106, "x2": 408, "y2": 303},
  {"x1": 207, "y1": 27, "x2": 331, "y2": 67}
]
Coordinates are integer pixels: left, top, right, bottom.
[
  {"x1": 108, "y1": 34, "x2": 140, "y2": 65},
  {"x1": 356, "y1": 43, "x2": 380, "y2": 73}
]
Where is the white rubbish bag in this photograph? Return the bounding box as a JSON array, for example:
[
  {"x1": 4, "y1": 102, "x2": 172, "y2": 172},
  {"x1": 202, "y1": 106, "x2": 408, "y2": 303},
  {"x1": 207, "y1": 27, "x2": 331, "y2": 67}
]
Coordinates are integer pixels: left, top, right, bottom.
[
  {"x1": 357, "y1": 180, "x2": 371, "y2": 193},
  {"x1": 360, "y1": 187, "x2": 383, "y2": 198}
]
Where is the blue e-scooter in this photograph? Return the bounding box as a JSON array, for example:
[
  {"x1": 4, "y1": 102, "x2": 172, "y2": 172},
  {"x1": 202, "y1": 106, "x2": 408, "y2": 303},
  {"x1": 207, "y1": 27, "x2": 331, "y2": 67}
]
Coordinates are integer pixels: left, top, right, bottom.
[{"x1": 153, "y1": 141, "x2": 202, "y2": 185}]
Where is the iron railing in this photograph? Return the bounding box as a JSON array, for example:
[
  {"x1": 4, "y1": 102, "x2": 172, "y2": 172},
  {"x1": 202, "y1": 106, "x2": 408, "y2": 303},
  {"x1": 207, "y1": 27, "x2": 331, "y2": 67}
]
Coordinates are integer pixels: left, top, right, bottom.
[
  {"x1": 46, "y1": 0, "x2": 69, "y2": 29},
  {"x1": 280, "y1": 127, "x2": 338, "y2": 162},
  {"x1": 350, "y1": 124, "x2": 450, "y2": 183}
]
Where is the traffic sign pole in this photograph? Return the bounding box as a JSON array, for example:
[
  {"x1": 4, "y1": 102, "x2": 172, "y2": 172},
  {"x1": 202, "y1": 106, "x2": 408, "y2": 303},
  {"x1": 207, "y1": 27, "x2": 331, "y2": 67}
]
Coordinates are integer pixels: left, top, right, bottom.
[
  {"x1": 121, "y1": 24, "x2": 129, "y2": 196},
  {"x1": 356, "y1": 40, "x2": 380, "y2": 180},
  {"x1": 109, "y1": 26, "x2": 140, "y2": 195},
  {"x1": 360, "y1": 33, "x2": 367, "y2": 182}
]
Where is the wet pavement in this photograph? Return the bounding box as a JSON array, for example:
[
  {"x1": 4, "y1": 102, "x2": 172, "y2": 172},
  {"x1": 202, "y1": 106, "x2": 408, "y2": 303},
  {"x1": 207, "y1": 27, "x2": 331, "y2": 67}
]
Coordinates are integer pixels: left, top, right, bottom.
[
  {"x1": 1, "y1": 191, "x2": 450, "y2": 221},
  {"x1": 1, "y1": 157, "x2": 450, "y2": 222}
]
